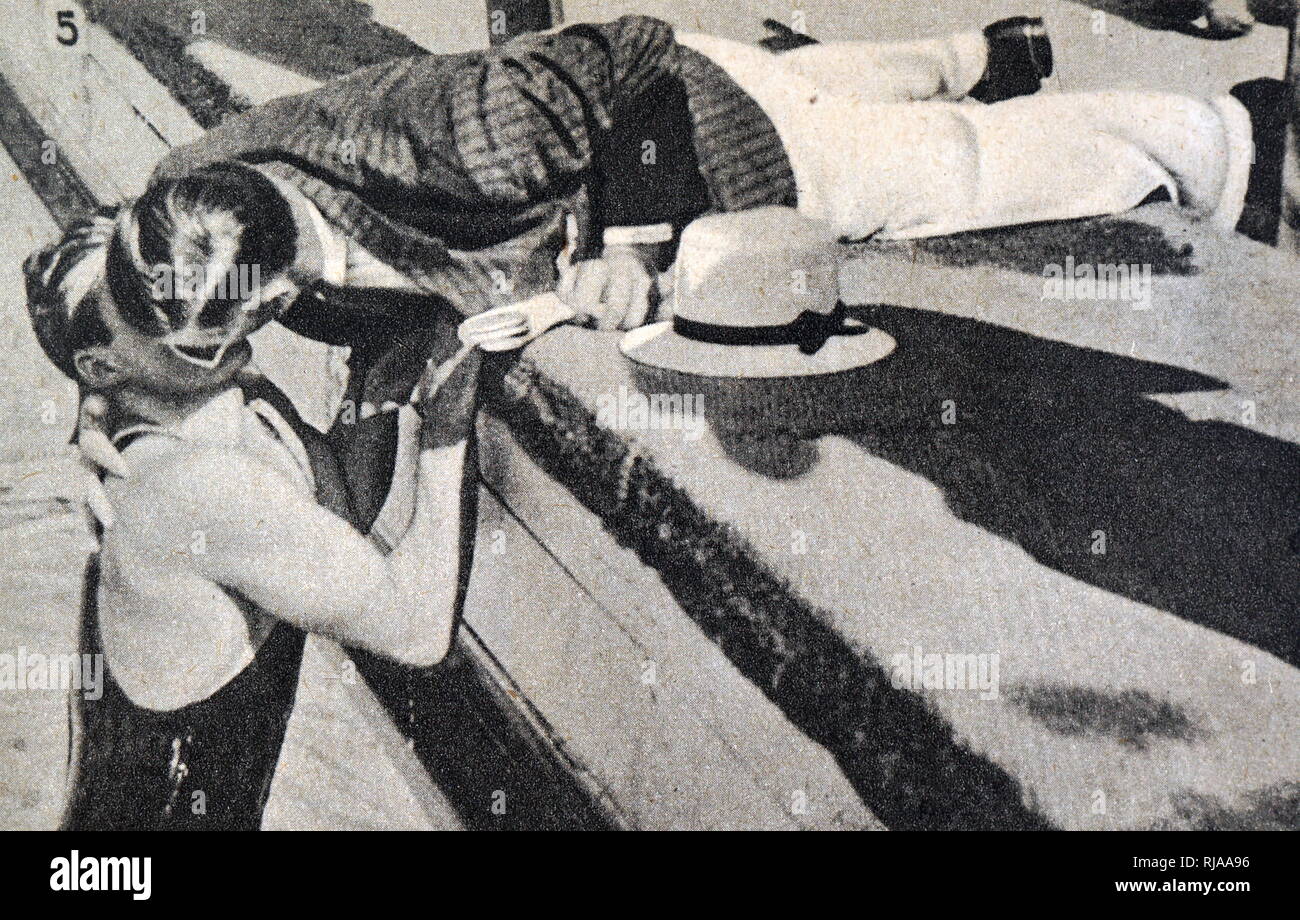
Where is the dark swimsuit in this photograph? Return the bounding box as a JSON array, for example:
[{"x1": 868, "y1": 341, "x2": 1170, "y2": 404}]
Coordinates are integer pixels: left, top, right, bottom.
[
  {"x1": 65, "y1": 586, "x2": 305, "y2": 831},
  {"x1": 64, "y1": 389, "x2": 344, "y2": 831}
]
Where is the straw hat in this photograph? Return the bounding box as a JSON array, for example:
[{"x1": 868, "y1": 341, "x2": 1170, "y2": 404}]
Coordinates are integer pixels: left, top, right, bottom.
[{"x1": 621, "y1": 207, "x2": 895, "y2": 377}]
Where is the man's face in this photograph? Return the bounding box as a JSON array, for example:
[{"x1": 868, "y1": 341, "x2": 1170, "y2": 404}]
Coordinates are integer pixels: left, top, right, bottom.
[
  {"x1": 91, "y1": 282, "x2": 286, "y2": 395},
  {"x1": 152, "y1": 271, "x2": 300, "y2": 371},
  {"x1": 104, "y1": 316, "x2": 253, "y2": 396}
]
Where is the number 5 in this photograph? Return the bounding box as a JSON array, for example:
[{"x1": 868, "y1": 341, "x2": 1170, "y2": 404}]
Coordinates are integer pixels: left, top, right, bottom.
[{"x1": 56, "y1": 10, "x2": 79, "y2": 46}]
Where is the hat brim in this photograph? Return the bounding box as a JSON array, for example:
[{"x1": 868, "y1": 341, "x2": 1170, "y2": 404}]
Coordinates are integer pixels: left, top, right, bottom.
[{"x1": 620, "y1": 316, "x2": 897, "y2": 378}]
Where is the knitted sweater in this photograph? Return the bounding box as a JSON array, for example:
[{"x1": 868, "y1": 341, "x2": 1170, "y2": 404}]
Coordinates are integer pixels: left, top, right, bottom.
[{"x1": 150, "y1": 15, "x2": 796, "y2": 326}]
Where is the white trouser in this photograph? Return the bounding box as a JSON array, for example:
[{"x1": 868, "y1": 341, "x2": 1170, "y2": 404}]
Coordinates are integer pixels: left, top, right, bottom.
[{"x1": 679, "y1": 33, "x2": 1252, "y2": 241}]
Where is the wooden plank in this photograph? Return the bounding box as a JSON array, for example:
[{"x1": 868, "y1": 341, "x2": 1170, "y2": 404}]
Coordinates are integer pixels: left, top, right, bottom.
[
  {"x1": 501, "y1": 217, "x2": 1300, "y2": 829},
  {"x1": 0, "y1": 1, "x2": 199, "y2": 200},
  {"x1": 367, "y1": 0, "x2": 492, "y2": 53},
  {"x1": 0, "y1": 133, "x2": 91, "y2": 830},
  {"x1": 476, "y1": 415, "x2": 881, "y2": 829}
]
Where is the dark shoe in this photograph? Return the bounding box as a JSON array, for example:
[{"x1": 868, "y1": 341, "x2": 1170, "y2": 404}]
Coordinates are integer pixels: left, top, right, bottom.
[
  {"x1": 759, "y1": 18, "x2": 819, "y2": 53},
  {"x1": 1229, "y1": 78, "x2": 1285, "y2": 244},
  {"x1": 968, "y1": 16, "x2": 1053, "y2": 105}
]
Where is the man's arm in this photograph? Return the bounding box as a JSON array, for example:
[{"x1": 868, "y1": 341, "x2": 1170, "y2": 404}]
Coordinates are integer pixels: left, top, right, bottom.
[
  {"x1": 442, "y1": 16, "x2": 702, "y2": 327},
  {"x1": 121, "y1": 432, "x2": 472, "y2": 667}
]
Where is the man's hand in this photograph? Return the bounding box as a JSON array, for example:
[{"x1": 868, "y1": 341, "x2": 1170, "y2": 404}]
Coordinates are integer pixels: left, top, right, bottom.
[
  {"x1": 2, "y1": 452, "x2": 118, "y2": 533},
  {"x1": 71, "y1": 393, "x2": 127, "y2": 529},
  {"x1": 557, "y1": 245, "x2": 660, "y2": 331},
  {"x1": 410, "y1": 345, "x2": 481, "y2": 451}
]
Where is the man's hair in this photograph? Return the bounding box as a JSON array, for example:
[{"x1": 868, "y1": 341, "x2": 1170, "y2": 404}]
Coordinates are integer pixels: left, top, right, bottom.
[
  {"x1": 24, "y1": 163, "x2": 299, "y2": 383},
  {"x1": 108, "y1": 161, "x2": 299, "y2": 339},
  {"x1": 23, "y1": 207, "x2": 119, "y2": 380}
]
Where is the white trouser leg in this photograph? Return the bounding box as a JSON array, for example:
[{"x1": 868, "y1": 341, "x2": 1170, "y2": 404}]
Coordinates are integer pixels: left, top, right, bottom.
[
  {"x1": 680, "y1": 33, "x2": 1251, "y2": 241},
  {"x1": 924, "y1": 91, "x2": 1252, "y2": 239},
  {"x1": 778, "y1": 33, "x2": 989, "y2": 103},
  {"x1": 678, "y1": 32, "x2": 984, "y2": 236}
]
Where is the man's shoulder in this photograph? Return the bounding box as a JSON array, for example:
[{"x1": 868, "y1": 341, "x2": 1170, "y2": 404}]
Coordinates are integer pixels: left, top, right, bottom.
[
  {"x1": 147, "y1": 53, "x2": 397, "y2": 183},
  {"x1": 107, "y1": 437, "x2": 316, "y2": 575},
  {"x1": 567, "y1": 14, "x2": 675, "y2": 38},
  {"x1": 149, "y1": 92, "x2": 304, "y2": 184},
  {"x1": 110, "y1": 436, "x2": 298, "y2": 519},
  {"x1": 534, "y1": 14, "x2": 676, "y2": 55}
]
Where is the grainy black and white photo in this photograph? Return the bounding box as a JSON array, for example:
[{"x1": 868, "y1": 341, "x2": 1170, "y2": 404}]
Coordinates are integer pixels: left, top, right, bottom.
[{"x1": 0, "y1": 0, "x2": 1295, "y2": 848}]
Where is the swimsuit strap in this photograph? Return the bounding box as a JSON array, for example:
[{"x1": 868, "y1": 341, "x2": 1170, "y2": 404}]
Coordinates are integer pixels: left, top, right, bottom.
[
  {"x1": 107, "y1": 392, "x2": 315, "y2": 491},
  {"x1": 247, "y1": 398, "x2": 316, "y2": 489},
  {"x1": 110, "y1": 422, "x2": 182, "y2": 451}
]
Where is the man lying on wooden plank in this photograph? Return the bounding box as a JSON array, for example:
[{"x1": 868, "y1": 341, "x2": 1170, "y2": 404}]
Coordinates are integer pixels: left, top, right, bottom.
[
  {"x1": 127, "y1": 13, "x2": 1253, "y2": 317},
  {"x1": 56, "y1": 13, "x2": 1260, "y2": 499},
  {"x1": 20, "y1": 197, "x2": 512, "y2": 829}
]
